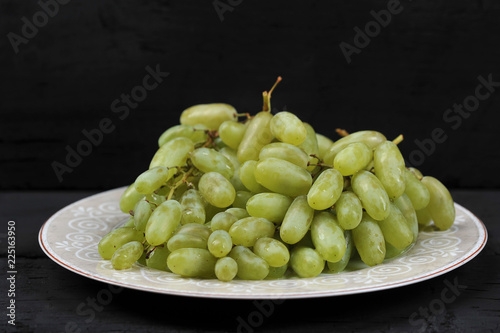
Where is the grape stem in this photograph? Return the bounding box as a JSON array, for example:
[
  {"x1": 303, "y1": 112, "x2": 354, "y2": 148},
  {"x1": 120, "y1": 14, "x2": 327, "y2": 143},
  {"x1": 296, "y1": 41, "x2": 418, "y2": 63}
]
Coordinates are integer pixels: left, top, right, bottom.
[
  {"x1": 263, "y1": 76, "x2": 282, "y2": 112},
  {"x1": 392, "y1": 134, "x2": 404, "y2": 145},
  {"x1": 167, "y1": 166, "x2": 195, "y2": 200},
  {"x1": 336, "y1": 128, "x2": 349, "y2": 137}
]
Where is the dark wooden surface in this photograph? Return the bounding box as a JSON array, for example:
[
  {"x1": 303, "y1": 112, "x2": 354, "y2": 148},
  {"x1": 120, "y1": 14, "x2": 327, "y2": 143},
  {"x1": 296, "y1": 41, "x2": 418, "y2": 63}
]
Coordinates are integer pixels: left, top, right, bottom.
[{"x1": 0, "y1": 190, "x2": 498, "y2": 333}]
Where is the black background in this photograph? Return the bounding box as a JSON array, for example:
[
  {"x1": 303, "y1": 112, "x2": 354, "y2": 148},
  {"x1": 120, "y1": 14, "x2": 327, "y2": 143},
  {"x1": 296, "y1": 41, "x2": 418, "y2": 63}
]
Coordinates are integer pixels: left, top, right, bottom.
[{"x1": 2, "y1": 0, "x2": 500, "y2": 190}]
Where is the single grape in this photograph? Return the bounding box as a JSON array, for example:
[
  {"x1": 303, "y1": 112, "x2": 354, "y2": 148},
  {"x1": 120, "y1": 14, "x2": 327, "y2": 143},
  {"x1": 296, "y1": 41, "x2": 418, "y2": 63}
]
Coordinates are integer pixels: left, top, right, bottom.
[
  {"x1": 180, "y1": 103, "x2": 237, "y2": 130},
  {"x1": 232, "y1": 191, "x2": 253, "y2": 209},
  {"x1": 246, "y1": 193, "x2": 292, "y2": 224},
  {"x1": 198, "y1": 172, "x2": 236, "y2": 208},
  {"x1": 254, "y1": 158, "x2": 312, "y2": 197},
  {"x1": 316, "y1": 133, "x2": 334, "y2": 161},
  {"x1": 133, "y1": 200, "x2": 152, "y2": 232},
  {"x1": 324, "y1": 130, "x2": 386, "y2": 165},
  {"x1": 219, "y1": 121, "x2": 247, "y2": 150},
  {"x1": 352, "y1": 213, "x2": 386, "y2": 266},
  {"x1": 259, "y1": 142, "x2": 309, "y2": 169},
  {"x1": 373, "y1": 141, "x2": 406, "y2": 199},
  {"x1": 111, "y1": 241, "x2": 144, "y2": 270},
  {"x1": 253, "y1": 237, "x2": 290, "y2": 267},
  {"x1": 145, "y1": 200, "x2": 182, "y2": 246},
  {"x1": 208, "y1": 230, "x2": 233, "y2": 258},
  {"x1": 311, "y1": 211, "x2": 346, "y2": 263},
  {"x1": 237, "y1": 111, "x2": 274, "y2": 163},
  {"x1": 167, "y1": 248, "x2": 216, "y2": 278},
  {"x1": 421, "y1": 176, "x2": 455, "y2": 230},
  {"x1": 158, "y1": 124, "x2": 208, "y2": 147},
  {"x1": 306, "y1": 168, "x2": 343, "y2": 210},
  {"x1": 229, "y1": 245, "x2": 269, "y2": 280},
  {"x1": 215, "y1": 257, "x2": 238, "y2": 282},
  {"x1": 270, "y1": 111, "x2": 307, "y2": 146},
  {"x1": 134, "y1": 166, "x2": 169, "y2": 194},
  {"x1": 280, "y1": 196, "x2": 314, "y2": 244},
  {"x1": 119, "y1": 183, "x2": 144, "y2": 213},
  {"x1": 225, "y1": 207, "x2": 250, "y2": 220},
  {"x1": 290, "y1": 246, "x2": 325, "y2": 278},
  {"x1": 298, "y1": 123, "x2": 320, "y2": 172},
  {"x1": 210, "y1": 212, "x2": 239, "y2": 232},
  {"x1": 327, "y1": 230, "x2": 353, "y2": 273},
  {"x1": 228, "y1": 217, "x2": 275, "y2": 247},
  {"x1": 191, "y1": 148, "x2": 234, "y2": 180},
  {"x1": 335, "y1": 191, "x2": 363, "y2": 230},
  {"x1": 351, "y1": 170, "x2": 390, "y2": 221},
  {"x1": 149, "y1": 137, "x2": 194, "y2": 174},
  {"x1": 145, "y1": 245, "x2": 171, "y2": 271},
  {"x1": 179, "y1": 189, "x2": 206, "y2": 225},
  {"x1": 334, "y1": 142, "x2": 373, "y2": 176},
  {"x1": 378, "y1": 203, "x2": 413, "y2": 250}
]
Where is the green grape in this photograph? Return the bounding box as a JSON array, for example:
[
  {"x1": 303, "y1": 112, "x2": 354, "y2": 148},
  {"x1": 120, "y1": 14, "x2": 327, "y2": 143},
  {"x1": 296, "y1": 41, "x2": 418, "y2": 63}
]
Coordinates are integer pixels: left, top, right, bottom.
[
  {"x1": 123, "y1": 216, "x2": 135, "y2": 228},
  {"x1": 180, "y1": 103, "x2": 237, "y2": 131},
  {"x1": 408, "y1": 167, "x2": 424, "y2": 179},
  {"x1": 133, "y1": 200, "x2": 152, "y2": 232},
  {"x1": 229, "y1": 245, "x2": 269, "y2": 280},
  {"x1": 298, "y1": 123, "x2": 320, "y2": 172},
  {"x1": 149, "y1": 137, "x2": 194, "y2": 175},
  {"x1": 265, "y1": 264, "x2": 288, "y2": 280},
  {"x1": 316, "y1": 133, "x2": 334, "y2": 161},
  {"x1": 290, "y1": 246, "x2": 325, "y2": 278},
  {"x1": 198, "y1": 172, "x2": 236, "y2": 208},
  {"x1": 145, "y1": 200, "x2": 182, "y2": 246},
  {"x1": 225, "y1": 207, "x2": 250, "y2": 219},
  {"x1": 98, "y1": 227, "x2": 144, "y2": 260},
  {"x1": 239, "y1": 160, "x2": 268, "y2": 193},
  {"x1": 210, "y1": 212, "x2": 239, "y2": 231},
  {"x1": 230, "y1": 169, "x2": 247, "y2": 192},
  {"x1": 237, "y1": 111, "x2": 274, "y2": 163},
  {"x1": 394, "y1": 193, "x2": 419, "y2": 243},
  {"x1": 351, "y1": 170, "x2": 390, "y2": 221},
  {"x1": 253, "y1": 237, "x2": 290, "y2": 267},
  {"x1": 191, "y1": 148, "x2": 234, "y2": 180},
  {"x1": 179, "y1": 189, "x2": 206, "y2": 225},
  {"x1": 246, "y1": 193, "x2": 292, "y2": 224},
  {"x1": 228, "y1": 217, "x2": 275, "y2": 247},
  {"x1": 378, "y1": 203, "x2": 413, "y2": 250},
  {"x1": 335, "y1": 191, "x2": 363, "y2": 230},
  {"x1": 215, "y1": 257, "x2": 238, "y2": 282},
  {"x1": 324, "y1": 130, "x2": 386, "y2": 165},
  {"x1": 219, "y1": 121, "x2": 247, "y2": 150},
  {"x1": 259, "y1": 142, "x2": 309, "y2": 169},
  {"x1": 111, "y1": 241, "x2": 144, "y2": 270},
  {"x1": 416, "y1": 207, "x2": 432, "y2": 226},
  {"x1": 214, "y1": 137, "x2": 227, "y2": 149},
  {"x1": 145, "y1": 246, "x2": 171, "y2": 271},
  {"x1": 167, "y1": 248, "x2": 216, "y2": 278},
  {"x1": 167, "y1": 233, "x2": 207, "y2": 252},
  {"x1": 208, "y1": 230, "x2": 233, "y2": 258},
  {"x1": 144, "y1": 192, "x2": 166, "y2": 207},
  {"x1": 255, "y1": 158, "x2": 312, "y2": 197},
  {"x1": 134, "y1": 166, "x2": 169, "y2": 194},
  {"x1": 306, "y1": 168, "x2": 343, "y2": 210},
  {"x1": 158, "y1": 124, "x2": 208, "y2": 147},
  {"x1": 232, "y1": 191, "x2": 253, "y2": 209},
  {"x1": 311, "y1": 211, "x2": 346, "y2": 263},
  {"x1": 280, "y1": 195, "x2": 314, "y2": 244},
  {"x1": 403, "y1": 169, "x2": 430, "y2": 210},
  {"x1": 270, "y1": 111, "x2": 307, "y2": 145},
  {"x1": 352, "y1": 213, "x2": 386, "y2": 266},
  {"x1": 327, "y1": 230, "x2": 353, "y2": 273},
  {"x1": 333, "y1": 142, "x2": 373, "y2": 176},
  {"x1": 176, "y1": 222, "x2": 212, "y2": 240},
  {"x1": 373, "y1": 141, "x2": 406, "y2": 199},
  {"x1": 119, "y1": 183, "x2": 144, "y2": 213},
  {"x1": 421, "y1": 176, "x2": 455, "y2": 230}
]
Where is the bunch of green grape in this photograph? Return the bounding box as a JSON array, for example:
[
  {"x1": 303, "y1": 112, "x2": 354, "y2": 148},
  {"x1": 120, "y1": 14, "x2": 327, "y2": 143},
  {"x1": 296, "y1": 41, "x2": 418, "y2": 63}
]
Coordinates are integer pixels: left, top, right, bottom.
[{"x1": 98, "y1": 77, "x2": 455, "y2": 281}]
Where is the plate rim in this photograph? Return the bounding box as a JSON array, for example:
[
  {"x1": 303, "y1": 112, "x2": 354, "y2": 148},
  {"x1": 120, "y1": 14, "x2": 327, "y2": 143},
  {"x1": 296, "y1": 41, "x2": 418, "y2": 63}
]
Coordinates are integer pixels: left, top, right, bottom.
[{"x1": 38, "y1": 187, "x2": 488, "y2": 300}]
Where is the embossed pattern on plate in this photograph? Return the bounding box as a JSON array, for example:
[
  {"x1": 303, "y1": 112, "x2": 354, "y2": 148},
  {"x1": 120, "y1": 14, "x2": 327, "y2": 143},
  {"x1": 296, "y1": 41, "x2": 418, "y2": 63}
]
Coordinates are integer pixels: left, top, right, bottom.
[{"x1": 39, "y1": 187, "x2": 488, "y2": 299}]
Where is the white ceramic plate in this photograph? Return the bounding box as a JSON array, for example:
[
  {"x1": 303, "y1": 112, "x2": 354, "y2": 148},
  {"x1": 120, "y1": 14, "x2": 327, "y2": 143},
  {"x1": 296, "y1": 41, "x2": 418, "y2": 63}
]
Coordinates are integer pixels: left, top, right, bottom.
[{"x1": 39, "y1": 187, "x2": 487, "y2": 299}]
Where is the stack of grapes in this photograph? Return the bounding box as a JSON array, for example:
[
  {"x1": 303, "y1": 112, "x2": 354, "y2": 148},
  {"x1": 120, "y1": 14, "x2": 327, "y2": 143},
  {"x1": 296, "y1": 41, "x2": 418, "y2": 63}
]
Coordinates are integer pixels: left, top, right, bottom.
[{"x1": 98, "y1": 79, "x2": 456, "y2": 281}]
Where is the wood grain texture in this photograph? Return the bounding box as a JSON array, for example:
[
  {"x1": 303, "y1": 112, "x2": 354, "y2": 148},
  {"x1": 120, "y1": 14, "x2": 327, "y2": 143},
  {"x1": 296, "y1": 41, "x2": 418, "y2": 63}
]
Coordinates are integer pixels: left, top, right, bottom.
[
  {"x1": 0, "y1": 190, "x2": 498, "y2": 332},
  {"x1": 1, "y1": 1, "x2": 500, "y2": 190}
]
